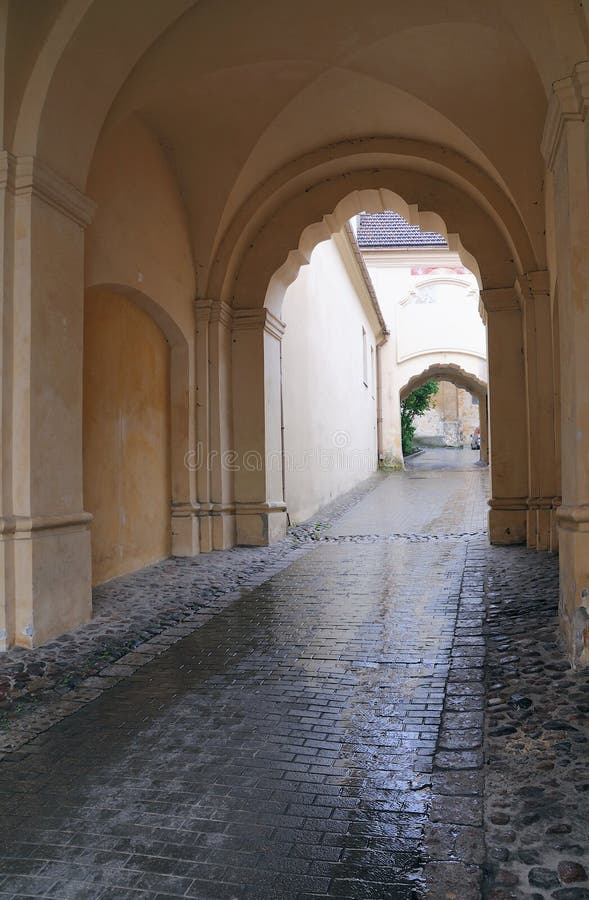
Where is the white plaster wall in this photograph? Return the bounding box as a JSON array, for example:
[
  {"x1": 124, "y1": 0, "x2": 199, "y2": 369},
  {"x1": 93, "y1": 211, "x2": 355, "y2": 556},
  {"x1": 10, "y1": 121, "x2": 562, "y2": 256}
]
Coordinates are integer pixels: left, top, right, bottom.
[
  {"x1": 365, "y1": 257, "x2": 485, "y2": 366},
  {"x1": 396, "y1": 280, "x2": 484, "y2": 362},
  {"x1": 281, "y1": 239, "x2": 379, "y2": 524},
  {"x1": 363, "y1": 252, "x2": 487, "y2": 462}
]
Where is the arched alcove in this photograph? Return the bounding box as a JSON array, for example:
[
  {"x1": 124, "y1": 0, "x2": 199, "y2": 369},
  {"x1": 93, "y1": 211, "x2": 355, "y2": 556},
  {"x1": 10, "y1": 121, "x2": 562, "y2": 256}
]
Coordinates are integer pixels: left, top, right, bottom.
[{"x1": 83, "y1": 286, "x2": 173, "y2": 585}]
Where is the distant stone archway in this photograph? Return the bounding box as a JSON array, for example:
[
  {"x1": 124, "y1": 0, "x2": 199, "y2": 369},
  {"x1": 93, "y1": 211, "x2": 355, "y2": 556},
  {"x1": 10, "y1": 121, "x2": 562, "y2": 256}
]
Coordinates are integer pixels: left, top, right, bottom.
[
  {"x1": 400, "y1": 362, "x2": 487, "y2": 401},
  {"x1": 401, "y1": 362, "x2": 489, "y2": 465}
]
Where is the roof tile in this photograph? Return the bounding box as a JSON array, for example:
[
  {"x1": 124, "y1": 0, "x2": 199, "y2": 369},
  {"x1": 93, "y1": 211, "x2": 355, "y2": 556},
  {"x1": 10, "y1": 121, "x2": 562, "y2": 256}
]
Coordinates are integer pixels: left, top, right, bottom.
[{"x1": 356, "y1": 211, "x2": 447, "y2": 248}]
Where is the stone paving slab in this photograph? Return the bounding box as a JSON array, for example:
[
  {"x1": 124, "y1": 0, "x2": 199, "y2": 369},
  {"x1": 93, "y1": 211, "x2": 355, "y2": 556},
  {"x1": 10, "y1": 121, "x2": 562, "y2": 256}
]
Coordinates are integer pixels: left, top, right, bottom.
[
  {"x1": 0, "y1": 474, "x2": 391, "y2": 746},
  {"x1": 331, "y1": 449, "x2": 488, "y2": 537}
]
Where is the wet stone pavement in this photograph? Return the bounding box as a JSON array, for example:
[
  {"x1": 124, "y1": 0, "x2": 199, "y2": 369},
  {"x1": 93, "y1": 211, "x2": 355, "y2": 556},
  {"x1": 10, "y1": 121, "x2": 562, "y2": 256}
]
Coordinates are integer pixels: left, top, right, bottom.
[
  {"x1": 0, "y1": 475, "x2": 388, "y2": 745},
  {"x1": 483, "y1": 546, "x2": 589, "y2": 900},
  {"x1": 0, "y1": 448, "x2": 584, "y2": 900}
]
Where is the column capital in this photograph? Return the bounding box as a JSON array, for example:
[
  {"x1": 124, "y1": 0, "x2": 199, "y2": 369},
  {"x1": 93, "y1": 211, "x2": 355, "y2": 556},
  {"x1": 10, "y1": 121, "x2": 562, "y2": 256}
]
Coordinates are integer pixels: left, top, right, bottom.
[
  {"x1": 480, "y1": 286, "x2": 519, "y2": 313},
  {"x1": 232, "y1": 307, "x2": 286, "y2": 340},
  {"x1": 210, "y1": 299, "x2": 233, "y2": 328},
  {"x1": 514, "y1": 270, "x2": 550, "y2": 304},
  {"x1": 194, "y1": 297, "x2": 213, "y2": 323},
  {"x1": 542, "y1": 61, "x2": 589, "y2": 169},
  {"x1": 194, "y1": 298, "x2": 234, "y2": 328},
  {"x1": 0, "y1": 152, "x2": 95, "y2": 228}
]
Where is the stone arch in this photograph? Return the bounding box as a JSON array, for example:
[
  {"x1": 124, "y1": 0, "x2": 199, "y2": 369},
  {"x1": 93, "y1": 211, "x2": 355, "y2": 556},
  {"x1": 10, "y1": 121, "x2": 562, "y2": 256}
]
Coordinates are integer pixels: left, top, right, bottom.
[
  {"x1": 263, "y1": 188, "x2": 481, "y2": 318},
  {"x1": 9, "y1": 1, "x2": 196, "y2": 181},
  {"x1": 10, "y1": 0, "x2": 95, "y2": 156},
  {"x1": 223, "y1": 169, "x2": 531, "y2": 313},
  {"x1": 400, "y1": 363, "x2": 489, "y2": 464},
  {"x1": 208, "y1": 137, "x2": 541, "y2": 308},
  {"x1": 400, "y1": 362, "x2": 487, "y2": 401}
]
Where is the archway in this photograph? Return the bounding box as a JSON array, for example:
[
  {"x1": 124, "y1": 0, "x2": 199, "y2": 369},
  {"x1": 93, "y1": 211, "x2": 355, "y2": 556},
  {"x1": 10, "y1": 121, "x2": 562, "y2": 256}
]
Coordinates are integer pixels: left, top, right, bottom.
[
  {"x1": 0, "y1": 0, "x2": 567, "y2": 646},
  {"x1": 400, "y1": 363, "x2": 489, "y2": 466},
  {"x1": 220, "y1": 172, "x2": 530, "y2": 548}
]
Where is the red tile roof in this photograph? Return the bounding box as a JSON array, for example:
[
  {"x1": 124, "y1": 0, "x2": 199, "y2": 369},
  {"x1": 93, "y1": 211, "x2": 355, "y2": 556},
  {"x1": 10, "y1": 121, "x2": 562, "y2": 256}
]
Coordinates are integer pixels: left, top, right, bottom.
[{"x1": 356, "y1": 211, "x2": 448, "y2": 248}]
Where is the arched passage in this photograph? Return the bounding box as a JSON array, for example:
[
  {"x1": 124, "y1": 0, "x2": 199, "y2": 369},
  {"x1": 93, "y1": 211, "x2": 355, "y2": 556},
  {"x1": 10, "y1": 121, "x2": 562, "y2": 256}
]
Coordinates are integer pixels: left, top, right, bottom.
[
  {"x1": 0, "y1": 0, "x2": 568, "y2": 649},
  {"x1": 400, "y1": 363, "x2": 489, "y2": 466},
  {"x1": 219, "y1": 170, "x2": 530, "y2": 547}
]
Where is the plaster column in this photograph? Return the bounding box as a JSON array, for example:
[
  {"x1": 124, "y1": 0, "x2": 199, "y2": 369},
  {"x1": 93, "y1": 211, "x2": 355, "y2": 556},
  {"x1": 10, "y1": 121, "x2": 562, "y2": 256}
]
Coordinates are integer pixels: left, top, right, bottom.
[
  {"x1": 194, "y1": 299, "x2": 213, "y2": 551},
  {"x1": 0, "y1": 153, "x2": 14, "y2": 650},
  {"x1": 483, "y1": 288, "x2": 528, "y2": 545},
  {"x1": 542, "y1": 61, "x2": 589, "y2": 664},
  {"x1": 170, "y1": 340, "x2": 200, "y2": 557},
  {"x1": 478, "y1": 392, "x2": 489, "y2": 465},
  {"x1": 209, "y1": 300, "x2": 236, "y2": 549},
  {"x1": 377, "y1": 336, "x2": 403, "y2": 468},
  {"x1": 232, "y1": 308, "x2": 287, "y2": 545},
  {"x1": 551, "y1": 293, "x2": 562, "y2": 553},
  {"x1": 194, "y1": 299, "x2": 237, "y2": 550},
  {"x1": 518, "y1": 270, "x2": 559, "y2": 551},
  {"x1": 1, "y1": 155, "x2": 94, "y2": 648}
]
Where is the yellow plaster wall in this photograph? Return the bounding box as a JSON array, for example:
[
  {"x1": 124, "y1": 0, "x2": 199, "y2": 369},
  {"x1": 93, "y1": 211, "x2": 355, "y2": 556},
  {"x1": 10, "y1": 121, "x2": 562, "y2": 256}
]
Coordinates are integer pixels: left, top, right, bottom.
[
  {"x1": 85, "y1": 115, "x2": 195, "y2": 342},
  {"x1": 83, "y1": 289, "x2": 171, "y2": 586}
]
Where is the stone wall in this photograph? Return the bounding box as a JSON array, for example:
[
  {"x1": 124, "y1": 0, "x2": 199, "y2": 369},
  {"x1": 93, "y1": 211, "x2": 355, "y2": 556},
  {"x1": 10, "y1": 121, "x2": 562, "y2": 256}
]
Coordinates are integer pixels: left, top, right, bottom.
[{"x1": 415, "y1": 383, "x2": 480, "y2": 447}]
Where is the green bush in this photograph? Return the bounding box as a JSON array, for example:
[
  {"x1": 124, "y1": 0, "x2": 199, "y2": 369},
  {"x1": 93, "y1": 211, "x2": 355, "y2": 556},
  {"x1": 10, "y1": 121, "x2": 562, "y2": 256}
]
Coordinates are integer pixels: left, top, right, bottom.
[{"x1": 401, "y1": 381, "x2": 439, "y2": 455}]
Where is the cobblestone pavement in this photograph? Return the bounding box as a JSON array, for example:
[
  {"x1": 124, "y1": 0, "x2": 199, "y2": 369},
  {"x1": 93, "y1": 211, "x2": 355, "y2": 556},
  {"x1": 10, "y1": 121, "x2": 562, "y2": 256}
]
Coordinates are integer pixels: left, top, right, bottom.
[
  {"x1": 0, "y1": 448, "x2": 579, "y2": 900},
  {"x1": 482, "y1": 544, "x2": 589, "y2": 900}
]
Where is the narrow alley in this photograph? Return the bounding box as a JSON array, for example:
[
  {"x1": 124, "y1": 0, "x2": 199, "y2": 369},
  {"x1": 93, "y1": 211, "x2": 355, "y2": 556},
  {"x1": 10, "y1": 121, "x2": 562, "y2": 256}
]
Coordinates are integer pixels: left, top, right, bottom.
[{"x1": 0, "y1": 451, "x2": 585, "y2": 900}]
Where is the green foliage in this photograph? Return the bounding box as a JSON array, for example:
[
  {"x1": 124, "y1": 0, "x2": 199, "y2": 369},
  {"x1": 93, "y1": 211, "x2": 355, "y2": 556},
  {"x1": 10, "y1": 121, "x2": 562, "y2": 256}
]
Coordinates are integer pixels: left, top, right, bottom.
[{"x1": 401, "y1": 381, "x2": 439, "y2": 455}]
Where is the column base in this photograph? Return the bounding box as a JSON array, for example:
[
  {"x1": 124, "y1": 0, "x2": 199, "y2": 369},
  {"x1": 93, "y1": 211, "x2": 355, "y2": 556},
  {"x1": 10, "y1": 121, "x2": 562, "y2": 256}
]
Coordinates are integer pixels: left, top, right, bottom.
[
  {"x1": 171, "y1": 504, "x2": 200, "y2": 556},
  {"x1": 0, "y1": 537, "x2": 14, "y2": 651},
  {"x1": 557, "y1": 505, "x2": 589, "y2": 668},
  {"x1": 197, "y1": 505, "x2": 214, "y2": 553},
  {"x1": 188, "y1": 506, "x2": 237, "y2": 552},
  {"x1": 211, "y1": 507, "x2": 237, "y2": 550},
  {"x1": 526, "y1": 498, "x2": 560, "y2": 551},
  {"x1": 7, "y1": 515, "x2": 92, "y2": 648},
  {"x1": 235, "y1": 502, "x2": 288, "y2": 546},
  {"x1": 488, "y1": 499, "x2": 527, "y2": 545},
  {"x1": 379, "y1": 453, "x2": 404, "y2": 471}
]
